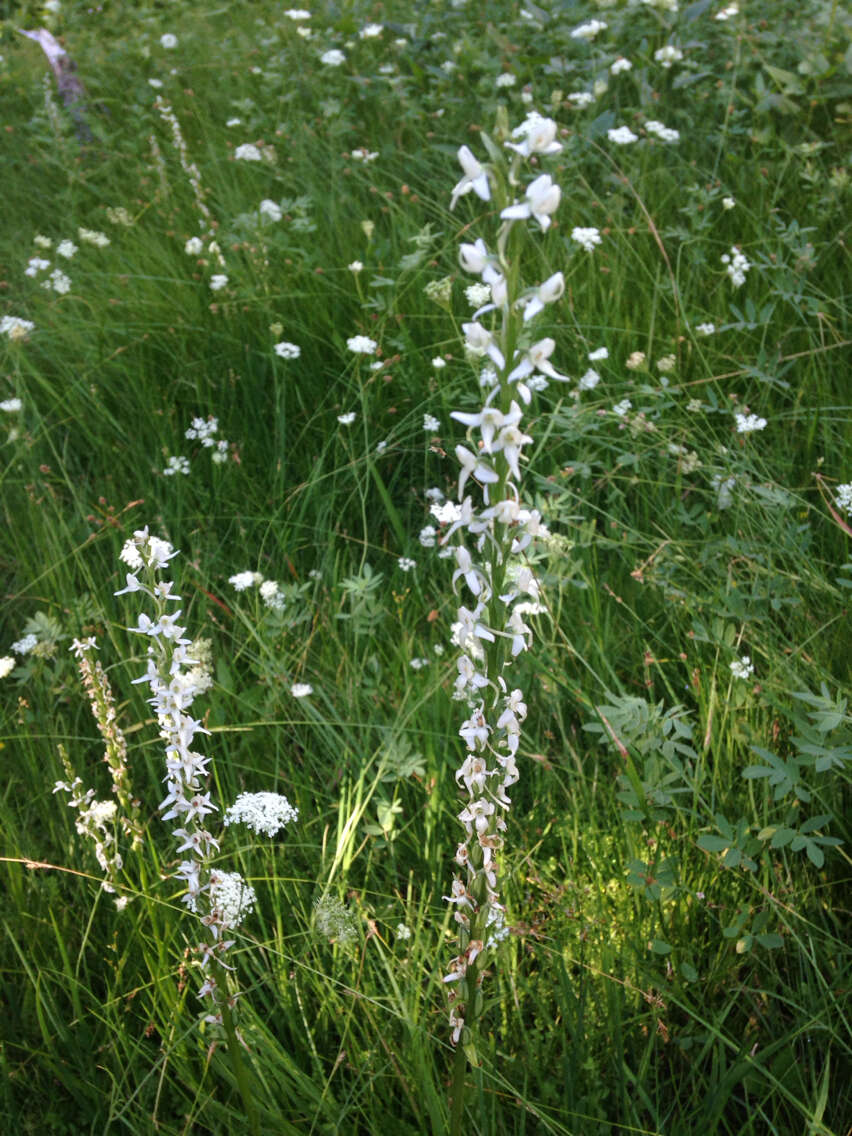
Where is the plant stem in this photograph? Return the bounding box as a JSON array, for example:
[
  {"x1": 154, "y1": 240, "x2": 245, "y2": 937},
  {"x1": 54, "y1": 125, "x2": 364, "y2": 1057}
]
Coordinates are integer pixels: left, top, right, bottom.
[
  {"x1": 217, "y1": 968, "x2": 260, "y2": 1136},
  {"x1": 449, "y1": 1038, "x2": 468, "y2": 1136}
]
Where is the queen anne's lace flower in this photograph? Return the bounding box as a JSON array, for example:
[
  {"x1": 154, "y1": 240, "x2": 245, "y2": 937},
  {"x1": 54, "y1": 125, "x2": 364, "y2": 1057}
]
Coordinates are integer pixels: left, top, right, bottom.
[
  {"x1": 208, "y1": 871, "x2": 255, "y2": 928},
  {"x1": 833, "y1": 483, "x2": 852, "y2": 517},
  {"x1": 735, "y1": 412, "x2": 767, "y2": 434},
  {"x1": 274, "y1": 341, "x2": 301, "y2": 359},
  {"x1": 608, "y1": 125, "x2": 638, "y2": 145},
  {"x1": 1, "y1": 316, "x2": 35, "y2": 340},
  {"x1": 259, "y1": 199, "x2": 282, "y2": 222},
  {"x1": 346, "y1": 335, "x2": 377, "y2": 354},
  {"x1": 571, "y1": 226, "x2": 602, "y2": 253},
  {"x1": 224, "y1": 792, "x2": 298, "y2": 837},
  {"x1": 234, "y1": 143, "x2": 262, "y2": 161}
]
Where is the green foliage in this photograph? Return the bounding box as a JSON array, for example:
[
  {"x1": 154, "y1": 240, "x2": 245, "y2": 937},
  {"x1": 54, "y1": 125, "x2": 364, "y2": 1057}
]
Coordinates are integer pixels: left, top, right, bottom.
[{"x1": 0, "y1": 0, "x2": 849, "y2": 1132}]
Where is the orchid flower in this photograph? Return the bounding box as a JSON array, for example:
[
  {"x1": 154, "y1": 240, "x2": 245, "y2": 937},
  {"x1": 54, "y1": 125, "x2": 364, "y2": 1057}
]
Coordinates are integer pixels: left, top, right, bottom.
[
  {"x1": 450, "y1": 145, "x2": 491, "y2": 209},
  {"x1": 500, "y1": 174, "x2": 561, "y2": 231}
]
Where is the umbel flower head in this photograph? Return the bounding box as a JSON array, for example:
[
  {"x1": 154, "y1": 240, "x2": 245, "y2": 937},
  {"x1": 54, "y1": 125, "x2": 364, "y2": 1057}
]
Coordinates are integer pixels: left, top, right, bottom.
[{"x1": 224, "y1": 792, "x2": 299, "y2": 838}]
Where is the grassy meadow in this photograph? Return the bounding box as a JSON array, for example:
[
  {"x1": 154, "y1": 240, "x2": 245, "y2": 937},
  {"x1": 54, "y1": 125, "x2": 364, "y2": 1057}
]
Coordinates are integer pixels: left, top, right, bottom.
[{"x1": 1, "y1": 0, "x2": 850, "y2": 1132}]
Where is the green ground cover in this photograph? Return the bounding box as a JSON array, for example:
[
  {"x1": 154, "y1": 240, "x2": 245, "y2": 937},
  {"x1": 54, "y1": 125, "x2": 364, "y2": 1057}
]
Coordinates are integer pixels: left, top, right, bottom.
[{"x1": 0, "y1": 0, "x2": 849, "y2": 1132}]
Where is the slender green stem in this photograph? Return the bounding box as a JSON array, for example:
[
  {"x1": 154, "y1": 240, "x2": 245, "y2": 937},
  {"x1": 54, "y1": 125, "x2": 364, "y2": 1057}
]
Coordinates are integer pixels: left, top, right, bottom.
[
  {"x1": 217, "y1": 964, "x2": 260, "y2": 1136},
  {"x1": 449, "y1": 1039, "x2": 467, "y2": 1136}
]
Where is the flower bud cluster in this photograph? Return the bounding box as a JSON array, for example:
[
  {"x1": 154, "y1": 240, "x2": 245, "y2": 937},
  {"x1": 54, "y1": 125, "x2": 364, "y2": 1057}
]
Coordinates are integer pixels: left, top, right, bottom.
[
  {"x1": 439, "y1": 113, "x2": 563, "y2": 1047},
  {"x1": 71, "y1": 636, "x2": 142, "y2": 848}
]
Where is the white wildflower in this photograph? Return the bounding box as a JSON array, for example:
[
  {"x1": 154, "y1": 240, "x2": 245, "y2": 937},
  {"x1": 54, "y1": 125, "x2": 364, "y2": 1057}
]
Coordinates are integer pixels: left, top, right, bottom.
[
  {"x1": 570, "y1": 19, "x2": 607, "y2": 40},
  {"x1": 645, "y1": 120, "x2": 680, "y2": 143},
  {"x1": 500, "y1": 173, "x2": 561, "y2": 231},
  {"x1": 78, "y1": 228, "x2": 110, "y2": 247},
  {"x1": 208, "y1": 870, "x2": 255, "y2": 928},
  {"x1": 274, "y1": 341, "x2": 301, "y2": 359},
  {"x1": 505, "y1": 113, "x2": 562, "y2": 158},
  {"x1": 1, "y1": 316, "x2": 35, "y2": 340},
  {"x1": 722, "y1": 246, "x2": 750, "y2": 287},
  {"x1": 571, "y1": 226, "x2": 602, "y2": 252},
  {"x1": 735, "y1": 413, "x2": 767, "y2": 434},
  {"x1": 259, "y1": 199, "x2": 283, "y2": 222},
  {"x1": 654, "y1": 45, "x2": 684, "y2": 68},
  {"x1": 578, "y1": 369, "x2": 600, "y2": 390},
  {"x1": 832, "y1": 483, "x2": 852, "y2": 517},
  {"x1": 44, "y1": 269, "x2": 71, "y2": 294},
  {"x1": 11, "y1": 634, "x2": 38, "y2": 655},
  {"x1": 234, "y1": 143, "x2": 263, "y2": 161},
  {"x1": 346, "y1": 335, "x2": 377, "y2": 354},
  {"x1": 730, "y1": 656, "x2": 754, "y2": 680},
  {"x1": 224, "y1": 792, "x2": 298, "y2": 837},
  {"x1": 450, "y1": 145, "x2": 491, "y2": 209},
  {"x1": 229, "y1": 571, "x2": 262, "y2": 591},
  {"x1": 608, "y1": 125, "x2": 638, "y2": 145}
]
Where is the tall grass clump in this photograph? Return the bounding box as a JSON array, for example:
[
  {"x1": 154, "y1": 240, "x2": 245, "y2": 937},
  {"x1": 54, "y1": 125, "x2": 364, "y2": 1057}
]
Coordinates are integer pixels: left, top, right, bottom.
[{"x1": 1, "y1": 0, "x2": 849, "y2": 1133}]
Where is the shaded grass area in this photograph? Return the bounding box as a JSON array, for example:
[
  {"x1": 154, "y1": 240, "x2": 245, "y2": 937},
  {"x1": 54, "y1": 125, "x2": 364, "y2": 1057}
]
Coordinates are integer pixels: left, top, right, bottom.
[{"x1": 1, "y1": 0, "x2": 850, "y2": 1132}]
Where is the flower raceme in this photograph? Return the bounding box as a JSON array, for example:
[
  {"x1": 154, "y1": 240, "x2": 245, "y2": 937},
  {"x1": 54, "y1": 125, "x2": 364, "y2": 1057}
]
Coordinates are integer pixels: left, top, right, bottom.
[
  {"x1": 114, "y1": 527, "x2": 297, "y2": 1027},
  {"x1": 437, "y1": 116, "x2": 567, "y2": 1058}
]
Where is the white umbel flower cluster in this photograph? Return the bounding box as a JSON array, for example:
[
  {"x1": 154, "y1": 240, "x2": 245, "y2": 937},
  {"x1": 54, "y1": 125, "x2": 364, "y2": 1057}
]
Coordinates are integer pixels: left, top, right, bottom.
[
  {"x1": 438, "y1": 115, "x2": 565, "y2": 1049},
  {"x1": 722, "y1": 246, "x2": 751, "y2": 287},
  {"x1": 224, "y1": 791, "x2": 299, "y2": 837}
]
